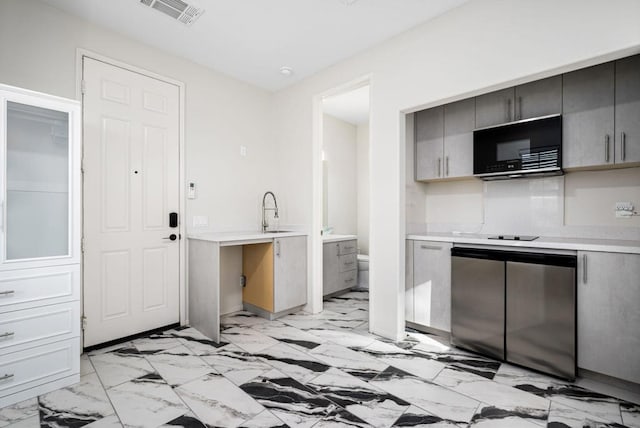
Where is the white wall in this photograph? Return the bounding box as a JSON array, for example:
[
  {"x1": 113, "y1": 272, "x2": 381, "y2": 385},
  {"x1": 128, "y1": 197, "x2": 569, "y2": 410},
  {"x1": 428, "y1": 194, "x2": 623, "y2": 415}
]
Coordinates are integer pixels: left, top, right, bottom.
[
  {"x1": 356, "y1": 123, "x2": 370, "y2": 255},
  {"x1": 322, "y1": 114, "x2": 357, "y2": 235},
  {"x1": 272, "y1": 0, "x2": 640, "y2": 340},
  {"x1": 0, "y1": 0, "x2": 277, "y2": 234}
]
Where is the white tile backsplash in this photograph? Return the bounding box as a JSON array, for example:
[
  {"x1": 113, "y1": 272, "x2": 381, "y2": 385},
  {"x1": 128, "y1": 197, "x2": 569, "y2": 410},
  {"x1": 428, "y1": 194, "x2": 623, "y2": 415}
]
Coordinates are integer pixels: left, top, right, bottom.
[{"x1": 482, "y1": 176, "x2": 564, "y2": 236}]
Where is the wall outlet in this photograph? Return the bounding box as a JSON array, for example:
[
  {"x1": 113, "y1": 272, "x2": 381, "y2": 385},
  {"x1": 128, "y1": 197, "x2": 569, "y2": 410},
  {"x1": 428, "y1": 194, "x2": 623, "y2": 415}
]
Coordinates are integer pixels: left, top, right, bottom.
[
  {"x1": 193, "y1": 216, "x2": 208, "y2": 228},
  {"x1": 615, "y1": 202, "x2": 634, "y2": 218},
  {"x1": 240, "y1": 145, "x2": 247, "y2": 157}
]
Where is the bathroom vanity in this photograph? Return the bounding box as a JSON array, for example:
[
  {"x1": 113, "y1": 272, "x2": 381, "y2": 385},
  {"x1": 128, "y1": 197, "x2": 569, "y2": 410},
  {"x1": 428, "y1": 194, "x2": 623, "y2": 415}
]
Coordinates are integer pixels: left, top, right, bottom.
[{"x1": 322, "y1": 235, "x2": 358, "y2": 296}]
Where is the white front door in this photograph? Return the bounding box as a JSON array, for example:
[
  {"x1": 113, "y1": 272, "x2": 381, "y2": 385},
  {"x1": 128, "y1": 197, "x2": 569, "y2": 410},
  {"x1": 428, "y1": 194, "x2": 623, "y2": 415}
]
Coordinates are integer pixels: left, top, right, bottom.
[{"x1": 82, "y1": 57, "x2": 180, "y2": 347}]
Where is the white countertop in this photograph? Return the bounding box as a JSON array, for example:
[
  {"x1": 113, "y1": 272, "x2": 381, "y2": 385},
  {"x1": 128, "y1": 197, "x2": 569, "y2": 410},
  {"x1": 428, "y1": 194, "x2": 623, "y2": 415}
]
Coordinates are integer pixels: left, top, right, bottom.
[
  {"x1": 407, "y1": 232, "x2": 640, "y2": 254},
  {"x1": 188, "y1": 230, "x2": 308, "y2": 246},
  {"x1": 322, "y1": 234, "x2": 357, "y2": 243}
]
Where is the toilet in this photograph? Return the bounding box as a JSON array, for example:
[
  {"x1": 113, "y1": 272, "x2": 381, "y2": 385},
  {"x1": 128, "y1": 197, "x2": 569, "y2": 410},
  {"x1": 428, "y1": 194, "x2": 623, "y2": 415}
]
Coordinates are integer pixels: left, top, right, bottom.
[{"x1": 357, "y1": 254, "x2": 369, "y2": 289}]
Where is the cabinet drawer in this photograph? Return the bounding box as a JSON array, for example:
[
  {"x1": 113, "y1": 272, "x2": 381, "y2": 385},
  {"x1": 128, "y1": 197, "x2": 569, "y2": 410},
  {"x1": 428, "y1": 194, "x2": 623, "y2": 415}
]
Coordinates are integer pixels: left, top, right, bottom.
[
  {"x1": 339, "y1": 253, "x2": 357, "y2": 273},
  {"x1": 338, "y1": 270, "x2": 357, "y2": 291},
  {"x1": 338, "y1": 240, "x2": 357, "y2": 255},
  {"x1": 0, "y1": 265, "x2": 79, "y2": 313},
  {"x1": 0, "y1": 303, "x2": 79, "y2": 354},
  {"x1": 0, "y1": 339, "x2": 79, "y2": 399}
]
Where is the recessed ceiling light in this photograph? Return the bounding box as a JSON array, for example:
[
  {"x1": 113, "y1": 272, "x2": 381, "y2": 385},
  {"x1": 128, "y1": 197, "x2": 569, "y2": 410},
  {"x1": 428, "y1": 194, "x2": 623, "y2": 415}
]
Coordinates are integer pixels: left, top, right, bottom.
[
  {"x1": 338, "y1": 0, "x2": 359, "y2": 5},
  {"x1": 279, "y1": 66, "x2": 294, "y2": 77}
]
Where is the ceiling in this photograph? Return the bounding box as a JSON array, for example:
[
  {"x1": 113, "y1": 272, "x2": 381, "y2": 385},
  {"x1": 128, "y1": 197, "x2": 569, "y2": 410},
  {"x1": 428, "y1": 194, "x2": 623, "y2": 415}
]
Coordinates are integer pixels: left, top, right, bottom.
[
  {"x1": 323, "y1": 85, "x2": 370, "y2": 125},
  {"x1": 40, "y1": 0, "x2": 469, "y2": 92}
]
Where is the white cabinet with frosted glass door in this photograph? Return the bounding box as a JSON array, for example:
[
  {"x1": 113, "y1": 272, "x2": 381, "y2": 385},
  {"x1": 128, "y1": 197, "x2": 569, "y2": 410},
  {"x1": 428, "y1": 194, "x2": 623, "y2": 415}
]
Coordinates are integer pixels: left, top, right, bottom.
[{"x1": 0, "y1": 84, "x2": 81, "y2": 407}]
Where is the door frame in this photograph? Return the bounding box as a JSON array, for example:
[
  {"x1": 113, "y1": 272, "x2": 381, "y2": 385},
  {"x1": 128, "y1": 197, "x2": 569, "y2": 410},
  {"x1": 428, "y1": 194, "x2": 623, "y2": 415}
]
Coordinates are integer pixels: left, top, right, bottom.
[
  {"x1": 311, "y1": 74, "x2": 371, "y2": 314},
  {"x1": 75, "y1": 49, "x2": 188, "y2": 340}
]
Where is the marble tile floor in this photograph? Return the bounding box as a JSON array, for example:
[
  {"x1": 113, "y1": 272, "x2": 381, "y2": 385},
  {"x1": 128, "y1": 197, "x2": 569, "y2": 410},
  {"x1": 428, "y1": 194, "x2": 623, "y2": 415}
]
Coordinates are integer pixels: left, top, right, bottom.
[{"x1": 1, "y1": 289, "x2": 639, "y2": 428}]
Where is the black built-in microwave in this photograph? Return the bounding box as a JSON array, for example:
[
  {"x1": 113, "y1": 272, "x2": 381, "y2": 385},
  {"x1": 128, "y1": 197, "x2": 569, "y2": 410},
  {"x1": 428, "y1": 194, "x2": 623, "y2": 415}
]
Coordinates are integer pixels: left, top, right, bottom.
[{"x1": 473, "y1": 114, "x2": 562, "y2": 180}]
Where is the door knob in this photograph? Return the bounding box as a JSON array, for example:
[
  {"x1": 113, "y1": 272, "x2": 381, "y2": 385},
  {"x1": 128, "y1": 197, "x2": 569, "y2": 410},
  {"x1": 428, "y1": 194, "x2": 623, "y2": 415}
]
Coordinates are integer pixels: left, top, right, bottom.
[{"x1": 163, "y1": 234, "x2": 177, "y2": 241}]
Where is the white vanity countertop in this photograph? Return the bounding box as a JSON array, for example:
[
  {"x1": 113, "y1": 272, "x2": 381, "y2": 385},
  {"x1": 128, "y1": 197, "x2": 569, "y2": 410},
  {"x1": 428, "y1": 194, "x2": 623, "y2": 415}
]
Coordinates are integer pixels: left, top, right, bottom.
[
  {"x1": 407, "y1": 233, "x2": 640, "y2": 255},
  {"x1": 188, "y1": 230, "x2": 308, "y2": 246},
  {"x1": 322, "y1": 234, "x2": 357, "y2": 243}
]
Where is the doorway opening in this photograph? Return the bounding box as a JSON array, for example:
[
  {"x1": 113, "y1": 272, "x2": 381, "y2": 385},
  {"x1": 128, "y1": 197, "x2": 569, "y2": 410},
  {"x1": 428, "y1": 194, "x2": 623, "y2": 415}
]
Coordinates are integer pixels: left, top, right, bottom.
[{"x1": 312, "y1": 77, "x2": 371, "y2": 322}]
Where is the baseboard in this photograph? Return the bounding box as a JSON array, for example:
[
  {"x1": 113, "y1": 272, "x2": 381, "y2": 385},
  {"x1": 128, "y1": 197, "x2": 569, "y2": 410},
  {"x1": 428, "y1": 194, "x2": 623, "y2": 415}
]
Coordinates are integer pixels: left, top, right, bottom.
[
  {"x1": 243, "y1": 303, "x2": 306, "y2": 321},
  {"x1": 83, "y1": 323, "x2": 180, "y2": 353},
  {"x1": 406, "y1": 321, "x2": 451, "y2": 341}
]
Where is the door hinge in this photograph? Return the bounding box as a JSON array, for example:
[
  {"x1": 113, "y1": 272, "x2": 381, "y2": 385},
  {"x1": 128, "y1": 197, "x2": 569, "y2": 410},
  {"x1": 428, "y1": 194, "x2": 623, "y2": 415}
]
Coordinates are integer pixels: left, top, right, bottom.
[
  {"x1": 81, "y1": 315, "x2": 87, "y2": 331},
  {"x1": 81, "y1": 238, "x2": 85, "y2": 253},
  {"x1": 81, "y1": 79, "x2": 87, "y2": 95}
]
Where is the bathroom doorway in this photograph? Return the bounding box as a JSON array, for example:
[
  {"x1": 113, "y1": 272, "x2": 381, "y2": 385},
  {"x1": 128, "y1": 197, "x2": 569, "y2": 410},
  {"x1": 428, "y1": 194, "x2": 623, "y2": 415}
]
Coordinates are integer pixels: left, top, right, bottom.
[{"x1": 314, "y1": 78, "x2": 371, "y2": 320}]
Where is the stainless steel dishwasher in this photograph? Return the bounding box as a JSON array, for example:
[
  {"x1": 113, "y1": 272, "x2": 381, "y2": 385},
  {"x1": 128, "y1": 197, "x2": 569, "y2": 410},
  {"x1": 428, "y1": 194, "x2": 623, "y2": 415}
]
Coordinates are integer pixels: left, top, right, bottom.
[{"x1": 451, "y1": 247, "x2": 577, "y2": 379}]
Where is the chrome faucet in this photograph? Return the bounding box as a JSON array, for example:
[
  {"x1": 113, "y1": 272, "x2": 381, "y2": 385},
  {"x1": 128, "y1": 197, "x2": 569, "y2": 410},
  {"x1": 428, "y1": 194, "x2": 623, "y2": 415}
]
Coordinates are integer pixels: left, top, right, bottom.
[{"x1": 261, "y1": 191, "x2": 279, "y2": 232}]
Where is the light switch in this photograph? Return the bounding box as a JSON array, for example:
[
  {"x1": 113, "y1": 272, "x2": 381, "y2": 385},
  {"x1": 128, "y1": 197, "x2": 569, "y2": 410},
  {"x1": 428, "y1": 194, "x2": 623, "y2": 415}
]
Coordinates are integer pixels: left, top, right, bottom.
[{"x1": 188, "y1": 182, "x2": 196, "y2": 199}]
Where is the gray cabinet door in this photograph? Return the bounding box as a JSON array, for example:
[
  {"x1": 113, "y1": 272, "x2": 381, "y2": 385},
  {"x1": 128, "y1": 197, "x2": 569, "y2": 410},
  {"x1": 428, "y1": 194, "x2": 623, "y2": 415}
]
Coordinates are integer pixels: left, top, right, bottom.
[
  {"x1": 577, "y1": 251, "x2": 640, "y2": 384},
  {"x1": 273, "y1": 236, "x2": 307, "y2": 313},
  {"x1": 323, "y1": 242, "x2": 339, "y2": 296},
  {"x1": 413, "y1": 241, "x2": 453, "y2": 332},
  {"x1": 444, "y1": 98, "x2": 475, "y2": 178},
  {"x1": 514, "y1": 75, "x2": 562, "y2": 120},
  {"x1": 615, "y1": 54, "x2": 640, "y2": 164},
  {"x1": 563, "y1": 63, "x2": 615, "y2": 169},
  {"x1": 415, "y1": 106, "x2": 444, "y2": 180},
  {"x1": 405, "y1": 240, "x2": 414, "y2": 322},
  {"x1": 475, "y1": 87, "x2": 515, "y2": 128}
]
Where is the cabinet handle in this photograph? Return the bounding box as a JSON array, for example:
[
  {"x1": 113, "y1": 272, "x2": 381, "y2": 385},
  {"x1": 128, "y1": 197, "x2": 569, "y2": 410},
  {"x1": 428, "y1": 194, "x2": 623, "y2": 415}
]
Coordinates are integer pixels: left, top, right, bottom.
[
  {"x1": 0, "y1": 201, "x2": 3, "y2": 231},
  {"x1": 605, "y1": 135, "x2": 610, "y2": 162},
  {"x1": 518, "y1": 96, "x2": 522, "y2": 120},
  {"x1": 507, "y1": 98, "x2": 512, "y2": 122},
  {"x1": 336, "y1": 243, "x2": 340, "y2": 256},
  {"x1": 582, "y1": 254, "x2": 587, "y2": 284},
  {"x1": 275, "y1": 240, "x2": 280, "y2": 257},
  {"x1": 621, "y1": 132, "x2": 626, "y2": 161},
  {"x1": 344, "y1": 261, "x2": 355, "y2": 265},
  {"x1": 0, "y1": 290, "x2": 14, "y2": 296},
  {"x1": 437, "y1": 158, "x2": 441, "y2": 177},
  {"x1": 0, "y1": 332, "x2": 14, "y2": 339},
  {"x1": 0, "y1": 374, "x2": 13, "y2": 381},
  {"x1": 420, "y1": 244, "x2": 442, "y2": 250},
  {"x1": 445, "y1": 156, "x2": 450, "y2": 176}
]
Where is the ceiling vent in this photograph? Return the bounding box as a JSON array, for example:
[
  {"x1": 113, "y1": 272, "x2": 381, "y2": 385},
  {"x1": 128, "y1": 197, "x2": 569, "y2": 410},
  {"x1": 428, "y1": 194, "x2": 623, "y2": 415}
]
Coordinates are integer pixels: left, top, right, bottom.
[{"x1": 139, "y1": 0, "x2": 204, "y2": 26}]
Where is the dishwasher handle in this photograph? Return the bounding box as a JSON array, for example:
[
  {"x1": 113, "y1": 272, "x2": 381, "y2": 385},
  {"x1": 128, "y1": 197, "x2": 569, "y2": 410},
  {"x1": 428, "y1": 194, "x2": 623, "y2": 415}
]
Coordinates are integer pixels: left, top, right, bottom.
[{"x1": 452, "y1": 247, "x2": 576, "y2": 267}]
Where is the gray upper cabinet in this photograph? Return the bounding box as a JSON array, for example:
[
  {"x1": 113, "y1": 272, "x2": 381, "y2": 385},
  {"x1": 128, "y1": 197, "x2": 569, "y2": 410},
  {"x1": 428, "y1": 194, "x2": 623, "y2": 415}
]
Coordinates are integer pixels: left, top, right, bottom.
[
  {"x1": 273, "y1": 236, "x2": 307, "y2": 313},
  {"x1": 443, "y1": 99, "x2": 475, "y2": 178},
  {"x1": 475, "y1": 87, "x2": 514, "y2": 128},
  {"x1": 415, "y1": 100, "x2": 475, "y2": 181},
  {"x1": 615, "y1": 54, "x2": 640, "y2": 165},
  {"x1": 415, "y1": 107, "x2": 444, "y2": 180},
  {"x1": 563, "y1": 62, "x2": 615, "y2": 169},
  {"x1": 475, "y1": 77, "x2": 562, "y2": 129},
  {"x1": 577, "y1": 251, "x2": 640, "y2": 384},
  {"x1": 514, "y1": 75, "x2": 562, "y2": 120}
]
